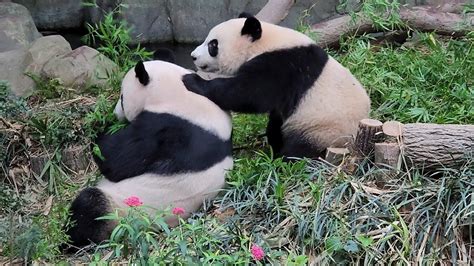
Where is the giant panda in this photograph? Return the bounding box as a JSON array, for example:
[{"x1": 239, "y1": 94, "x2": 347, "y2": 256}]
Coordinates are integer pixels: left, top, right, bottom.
[
  {"x1": 183, "y1": 13, "x2": 370, "y2": 159},
  {"x1": 65, "y1": 60, "x2": 233, "y2": 249}
]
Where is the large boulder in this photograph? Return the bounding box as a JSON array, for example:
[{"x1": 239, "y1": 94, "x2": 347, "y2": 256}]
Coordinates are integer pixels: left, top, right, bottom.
[
  {"x1": 120, "y1": 0, "x2": 172, "y2": 43},
  {"x1": 42, "y1": 46, "x2": 118, "y2": 88},
  {"x1": 84, "y1": 0, "x2": 266, "y2": 43},
  {"x1": 168, "y1": 0, "x2": 266, "y2": 43},
  {"x1": 24, "y1": 35, "x2": 72, "y2": 76},
  {"x1": 12, "y1": 0, "x2": 84, "y2": 29},
  {"x1": 0, "y1": 48, "x2": 35, "y2": 96},
  {"x1": 0, "y1": 2, "x2": 41, "y2": 52}
]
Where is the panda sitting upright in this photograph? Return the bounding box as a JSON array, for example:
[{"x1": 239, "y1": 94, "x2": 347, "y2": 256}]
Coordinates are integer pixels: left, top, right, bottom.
[
  {"x1": 65, "y1": 60, "x2": 233, "y2": 249},
  {"x1": 183, "y1": 13, "x2": 370, "y2": 159}
]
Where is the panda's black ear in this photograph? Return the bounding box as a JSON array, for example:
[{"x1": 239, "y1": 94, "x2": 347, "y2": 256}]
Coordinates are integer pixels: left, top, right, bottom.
[
  {"x1": 135, "y1": 61, "x2": 150, "y2": 86},
  {"x1": 238, "y1": 12, "x2": 253, "y2": 18},
  {"x1": 241, "y1": 16, "x2": 262, "y2": 42}
]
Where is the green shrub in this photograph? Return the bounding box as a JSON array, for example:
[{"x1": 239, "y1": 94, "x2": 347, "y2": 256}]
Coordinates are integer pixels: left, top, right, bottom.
[
  {"x1": 0, "y1": 81, "x2": 28, "y2": 119},
  {"x1": 83, "y1": 2, "x2": 152, "y2": 71}
]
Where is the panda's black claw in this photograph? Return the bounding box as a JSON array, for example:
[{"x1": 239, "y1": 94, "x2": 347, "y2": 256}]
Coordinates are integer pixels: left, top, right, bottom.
[{"x1": 182, "y1": 73, "x2": 206, "y2": 94}]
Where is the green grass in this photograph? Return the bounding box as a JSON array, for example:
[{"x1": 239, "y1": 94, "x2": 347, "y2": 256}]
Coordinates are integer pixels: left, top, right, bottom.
[{"x1": 334, "y1": 32, "x2": 474, "y2": 124}]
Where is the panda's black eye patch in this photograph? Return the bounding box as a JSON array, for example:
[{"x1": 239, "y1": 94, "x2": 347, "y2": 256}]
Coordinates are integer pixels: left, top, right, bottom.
[{"x1": 208, "y1": 39, "x2": 218, "y2": 57}]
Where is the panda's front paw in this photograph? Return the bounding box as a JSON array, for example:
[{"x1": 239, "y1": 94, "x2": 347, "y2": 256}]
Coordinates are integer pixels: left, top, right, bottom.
[{"x1": 182, "y1": 73, "x2": 206, "y2": 95}]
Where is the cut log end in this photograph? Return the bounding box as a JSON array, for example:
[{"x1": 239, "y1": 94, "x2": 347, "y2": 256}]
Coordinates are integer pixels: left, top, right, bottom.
[
  {"x1": 382, "y1": 121, "x2": 404, "y2": 142},
  {"x1": 361, "y1": 118, "x2": 383, "y2": 127},
  {"x1": 325, "y1": 147, "x2": 350, "y2": 165}
]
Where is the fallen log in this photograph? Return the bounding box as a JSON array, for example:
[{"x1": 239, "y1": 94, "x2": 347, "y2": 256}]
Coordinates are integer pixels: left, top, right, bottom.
[
  {"x1": 256, "y1": 0, "x2": 295, "y2": 24},
  {"x1": 311, "y1": 6, "x2": 474, "y2": 47},
  {"x1": 402, "y1": 123, "x2": 474, "y2": 169},
  {"x1": 329, "y1": 120, "x2": 473, "y2": 171}
]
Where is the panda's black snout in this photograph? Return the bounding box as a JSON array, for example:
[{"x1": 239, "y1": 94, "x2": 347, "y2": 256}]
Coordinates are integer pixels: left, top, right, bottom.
[{"x1": 191, "y1": 56, "x2": 197, "y2": 61}]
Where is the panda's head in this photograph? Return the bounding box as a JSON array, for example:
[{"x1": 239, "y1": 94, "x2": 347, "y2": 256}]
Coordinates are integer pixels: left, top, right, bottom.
[
  {"x1": 190, "y1": 13, "x2": 263, "y2": 75},
  {"x1": 114, "y1": 60, "x2": 190, "y2": 121},
  {"x1": 190, "y1": 13, "x2": 313, "y2": 75}
]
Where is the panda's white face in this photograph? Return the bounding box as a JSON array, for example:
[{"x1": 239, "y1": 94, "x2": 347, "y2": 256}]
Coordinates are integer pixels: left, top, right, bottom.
[{"x1": 191, "y1": 19, "x2": 253, "y2": 75}]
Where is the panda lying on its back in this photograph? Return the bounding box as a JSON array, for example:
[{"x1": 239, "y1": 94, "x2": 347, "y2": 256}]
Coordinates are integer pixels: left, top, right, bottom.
[
  {"x1": 65, "y1": 60, "x2": 233, "y2": 249},
  {"x1": 183, "y1": 13, "x2": 370, "y2": 160}
]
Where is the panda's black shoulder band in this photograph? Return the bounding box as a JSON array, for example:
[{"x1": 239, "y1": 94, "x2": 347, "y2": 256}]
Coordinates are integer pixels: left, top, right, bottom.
[{"x1": 135, "y1": 61, "x2": 150, "y2": 86}]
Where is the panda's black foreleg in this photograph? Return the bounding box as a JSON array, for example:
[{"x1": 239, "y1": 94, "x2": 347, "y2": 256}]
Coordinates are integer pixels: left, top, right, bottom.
[
  {"x1": 266, "y1": 111, "x2": 284, "y2": 156},
  {"x1": 182, "y1": 73, "x2": 281, "y2": 113}
]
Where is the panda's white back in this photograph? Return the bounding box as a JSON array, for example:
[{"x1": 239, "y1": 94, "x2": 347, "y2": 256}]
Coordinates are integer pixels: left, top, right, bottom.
[
  {"x1": 105, "y1": 60, "x2": 234, "y2": 216},
  {"x1": 119, "y1": 60, "x2": 232, "y2": 140}
]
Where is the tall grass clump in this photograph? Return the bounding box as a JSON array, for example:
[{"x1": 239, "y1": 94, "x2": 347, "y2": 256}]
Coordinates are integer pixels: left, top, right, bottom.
[
  {"x1": 337, "y1": 0, "x2": 405, "y2": 31},
  {"x1": 214, "y1": 152, "x2": 473, "y2": 264},
  {"x1": 82, "y1": 1, "x2": 152, "y2": 72}
]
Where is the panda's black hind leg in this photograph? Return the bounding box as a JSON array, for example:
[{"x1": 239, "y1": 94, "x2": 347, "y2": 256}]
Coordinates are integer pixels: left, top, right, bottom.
[
  {"x1": 64, "y1": 187, "x2": 114, "y2": 252},
  {"x1": 279, "y1": 131, "x2": 326, "y2": 161},
  {"x1": 266, "y1": 112, "x2": 284, "y2": 155}
]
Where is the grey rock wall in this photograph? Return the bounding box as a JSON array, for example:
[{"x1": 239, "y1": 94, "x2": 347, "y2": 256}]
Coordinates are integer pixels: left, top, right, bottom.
[
  {"x1": 12, "y1": 0, "x2": 84, "y2": 29},
  {"x1": 10, "y1": 0, "x2": 444, "y2": 43},
  {"x1": 9, "y1": 0, "x2": 349, "y2": 43}
]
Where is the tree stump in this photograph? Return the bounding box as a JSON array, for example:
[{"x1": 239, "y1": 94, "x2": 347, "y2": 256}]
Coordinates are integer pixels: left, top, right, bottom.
[
  {"x1": 354, "y1": 119, "x2": 383, "y2": 157},
  {"x1": 374, "y1": 142, "x2": 402, "y2": 169},
  {"x1": 29, "y1": 145, "x2": 91, "y2": 178},
  {"x1": 325, "y1": 147, "x2": 350, "y2": 165},
  {"x1": 382, "y1": 121, "x2": 403, "y2": 142},
  {"x1": 30, "y1": 153, "x2": 50, "y2": 178},
  {"x1": 61, "y1": 145, "x2": 90, "y2": 173}
]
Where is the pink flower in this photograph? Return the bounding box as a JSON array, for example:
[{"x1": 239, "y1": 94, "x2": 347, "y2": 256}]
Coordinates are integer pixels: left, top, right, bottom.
[
  {"x1": 123, "y1": 196, "x2": 143, "y2": 207},
  {"x1": 172, "y1": 207, "x2": 185, "y2": 216},
  {"x1": 250, "y1": 244, "x2": 265, "y2": 261}
]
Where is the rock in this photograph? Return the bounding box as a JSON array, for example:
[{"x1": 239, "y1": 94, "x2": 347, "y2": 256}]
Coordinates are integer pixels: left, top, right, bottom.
[
  {"x1": 84, "y1": 0, "x2": 117, "y2": 26},
  {"x1": 12, "y1": 0, "x2": 84, "y2": 29},
  {"x1": 168, "y1": 0, "x2": 266, "y2": 43},
  {"x1": 86, "y1": 0, "x2": 266, "y2": 44},
  {"x1": 6, "y1": 0, "x2": 383, "y2": 44},
  {"x1": 24, "y1": 35, "x2": 72, "y2": 76},
  {"x1": 42, "y1": 46, "x2": 118, "y2": 88},
  {"x1": 120, "y1": 0, "x2": 172, "y2": 43},
  {"x1": 0, "y1": 48, "x2": 36, "y2": 96},
  {"x1": 280, "y1": 0, "x2": 347, "y2": 29},
  {"x1": 0, "y1": 2, "x2": 41, "y2": 52}
]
